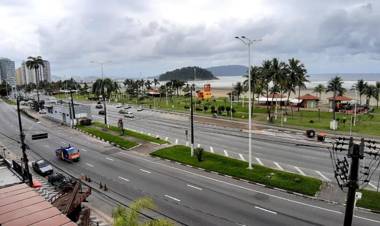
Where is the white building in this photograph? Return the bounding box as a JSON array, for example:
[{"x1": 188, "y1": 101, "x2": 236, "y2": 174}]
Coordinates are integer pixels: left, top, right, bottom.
[
  {"x1": 0, "y1": 57, "x2": 16, "y2": 87},
  {"x1": 20, "y1": 60, "x2": 51, "y2": 85}
]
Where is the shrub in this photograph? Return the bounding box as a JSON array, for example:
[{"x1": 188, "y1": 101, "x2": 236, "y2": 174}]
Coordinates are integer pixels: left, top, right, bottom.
[
  {"x1": 309, "y1": 120, "x2": 314, "y2": 124},
  {"x1": 194, "y1": 147, "x2": 204, "y2": 162},
  {"x1": 226, "y1": 106, "x2": 231, "y2": 112},
  {"x1": 210, "y1": 105, "x2": 216, "y2": 113},
  {"x1": 184, "y1": 105, "x2": 190, "y2": 109},
  {"x1": 195, "y1": 107, "x2": 203, "y2": 111},
  {"x1": 203, "y1": 105, "x2": 209, "y2": 112}
]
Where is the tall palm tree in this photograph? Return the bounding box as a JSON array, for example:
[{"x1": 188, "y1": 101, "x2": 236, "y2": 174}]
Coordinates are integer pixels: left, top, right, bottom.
[
  {"x1": 25, "y1": 56, "x2": 45, "y2": 111},
  {"x1": 243, "y1": 66, "x2": 263, "y2": 114},
  {"x1": 233, "y1": 82, "x2": 244, "y2": 102},
  {"x1": 313, "y1": 84, "x2": 326, "y2": 99},
  {"x1": 288, "y1": 58, "x2": 308, "y2": 111},
  {"x1": 92, "y1": 78, "x2": 115, "y2": 98},
  {"x1": 365, "y1": 85, "x2": 377, "y2": 107},
  {"x1": 261, "y1": 60, "x2": 272, "y2": 120},
  {"x1": 326, "y1": 76, "x2": 344, "y2": 121},
  {"x1": 153, "y1": 78, "x2": 160, "y2": 88},
  {"x1": 353, "y1": 79, "x2": 367, "y2": 106},
  {"x1": 112, "y1": 197, "x2": 173, "y2": 226},
  {"x1": 376, "y1": 81, "x2": 380, "y2": 108}
]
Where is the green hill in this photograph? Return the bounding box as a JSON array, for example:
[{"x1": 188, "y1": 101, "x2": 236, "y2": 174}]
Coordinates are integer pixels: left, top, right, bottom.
[{"x1": 158, "y1": 66, "x2": 217, "y2": 81}]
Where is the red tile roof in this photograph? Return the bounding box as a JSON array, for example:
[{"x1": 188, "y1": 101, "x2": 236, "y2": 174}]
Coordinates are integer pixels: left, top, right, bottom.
[
  {"x1": 327, "y1": 96, "x2": 352, "y2": 101},
  {"x1": 0, "y1": 183, "x2": 75, "y2": 226},
  {"x1": 298, "y1": 94, "x2": 319, "y2": 100}
]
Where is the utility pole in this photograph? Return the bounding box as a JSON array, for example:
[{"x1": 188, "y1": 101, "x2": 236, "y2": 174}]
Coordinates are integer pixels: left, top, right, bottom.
[
  {"x1": 190, "y1": 69, "x2": 195, "y2": 157},
  {"x1": 16, "y1": 97, "x2": 33, "y2": 186},
  {"x1": 344, "y1": 138, "x2": 364, "y2": 226},
  {"x1": 70, "y1": 90, "x2": 76, "y2": 128}
]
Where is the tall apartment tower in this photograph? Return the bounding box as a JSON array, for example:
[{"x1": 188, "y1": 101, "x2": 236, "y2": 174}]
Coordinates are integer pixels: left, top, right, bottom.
[
  {"x1": 0, "y1": 57, "x2": 16, "y2": 87},
  {"x1": 21, "y1": 59, "x2": 51, "y2": 85}
]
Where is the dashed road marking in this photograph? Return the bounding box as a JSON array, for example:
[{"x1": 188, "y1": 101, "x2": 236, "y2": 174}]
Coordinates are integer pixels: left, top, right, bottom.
[
  {"x1": 86, "y1": 163, "x2": 94, "y2": 168},
  {"x1": 209, "y1": 146, "x2": 214, "y2": 153},
  {"x1": 255, "y1": 206, "x2": 277, "y2": 215},
  {"x1": 294, "y1": 166, "x2": 306, "y2": 176},
  {"x1": 140, "y1": 169, "x2": 151, "y2": 174},
  {"x1": 239, "y1": 154, "x2": 246, "y2": 161},
  {"x1": 165, "y1": 195, "x2": 181, "y2": 202},
  {"x1": 175, "y1": 139, "x2": 178, "y2": 144},
  {"x1": 274, "y1": 162, "x2": 283, "y2": 171},
  {"x1": 316, "y1": 171, "x2": 331, "y2": 181},
  {"x1": 106, "y1": 157, "x2": 114, "y2": 161},
  {"x1": 81, "y1": 149, "x2": 88, "y2": 152},
  {"x1": 223, "y1": 150, "x2": 229, "y2": 157},
  {"x1": 187, "y1": 184, "x2": 203, "y2": 191},
  {"x1": 118, "y1": 176, "x2": 130, "y2": 182},
  {"x1": 255, "y1": 157, "x2": 264, "y2": 166}
]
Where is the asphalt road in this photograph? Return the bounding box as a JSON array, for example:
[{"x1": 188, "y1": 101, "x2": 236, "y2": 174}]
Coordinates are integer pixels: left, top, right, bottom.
[
  {"x1": 1, "y1": 101, "x2": 380, "y2": 226},
  {"x1": 90, "y1": 103, "x2": 380, "y2": 189}
]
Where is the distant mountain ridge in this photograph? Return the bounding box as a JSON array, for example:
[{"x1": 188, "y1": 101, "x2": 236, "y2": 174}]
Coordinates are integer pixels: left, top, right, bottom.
[
  {"x1": 158, "y1": 66, "x2": 217, "y2": 81},
  {"x1": 206, "y1": 65, "x2": 247, "y2": 77}
]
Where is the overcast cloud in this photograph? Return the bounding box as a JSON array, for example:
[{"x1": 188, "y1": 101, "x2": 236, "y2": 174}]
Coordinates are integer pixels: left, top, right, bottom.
[{"x1": 0, "y1": 0, "x2": 379, "y2": 77}]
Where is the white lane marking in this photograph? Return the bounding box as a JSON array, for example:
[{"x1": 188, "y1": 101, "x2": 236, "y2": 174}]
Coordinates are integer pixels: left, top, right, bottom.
[
  {"x1": 165, "y1": 137, "x2": 169, "y2": 141},
  {"x1": 120, "y1": 145, "x2": 379, "y2": 223},
  {"x1": 81, "y1": 149, "x2": 88, "y2": 152},
  {"x1": 187, "y1": 184, "x2": 203, "y2": 191},
  {"x1": 256, "y1": 157, "x2": 263, "y2": 166},
  {"x1": 239, "y1": 154, "x2": 246, "y2": 161},
  {"x1": 316, "y1": 171, "x2": 331, "y2": 182},
  {"x1": 294, "y1": 166, "x2": 306, "y2": 176},
  {"x1": 164, "y1": 195, "x2": 181, "y2": 202},
  {"x1": 223, "y1": 150, "x2": 229, "y2": 157},
  {"x1": 368, "y1": 182, "x2": 377, "y2": 189},
  {"x1": 197, "y1": 144, "x2": 201, "y2": 148},
  {"x1": 209, "y1": 146, "x2": 214, "y2": 153},
  {"x1": 106, "y1": 157, "x2": 114, "y2": 161},
  {"x1": 255, "y1": 206, "x2": 277, "y2": 215},
  {"x1": 140, "y1": 169, "x2": 151, "y2": 174},
  {"x1": 274, "y1": 162, "x2": 283, "y2": 171},
  {"x1": 86, "y1": 163, "x2": 94, "y2": 168},
  {"x1": 118, "y1": 176, "x2": 130, "y2": 182},
  {"x1": 175, "y1": 139, "x2": 178, "y2": 144}
]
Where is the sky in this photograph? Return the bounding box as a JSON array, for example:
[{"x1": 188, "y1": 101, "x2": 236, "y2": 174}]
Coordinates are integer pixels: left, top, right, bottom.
[{"x1": 1, "y1": 0, "x2": 380, "y2": 78}]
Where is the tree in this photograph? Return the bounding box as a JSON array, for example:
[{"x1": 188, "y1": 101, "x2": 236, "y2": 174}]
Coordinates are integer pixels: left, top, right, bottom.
[
  {"x1": 26, "y1": 56, "x2": 45, "y2": 111},
  {"x1": 243, "y1": 66, "x2": 263, "y2": 116},
  {"x1": 353, "y1": 79, "x2": 367, "y2": 105},
  {"x1": 326, "y1": 76, "x2": 344, "y2": 121},
  {"x1": 0, "y1": 81, "x2": 11, "y2": 96},
  {"x1": 92, "y1": 78, "x2": 116, "y2": 98},
  {"x1": 376, "y1": 81, "x2": 380, "y2": 108},
  {"x1": 288, "y1": 58, "x2": 308, "y2": 112},
  {"x1": 313, "y1": 84, "x2": 326, "y2": 99},
  {"x1": 112, "y1": 197, "x2": 173, "y2": 226},
  {"x1": 365, "y1": 85, "x2": 377, "y2": 107},
  {"x1": 261, "y1": 60, "x2": 272, "y2": 120},
  {"x1": 233, "y1": 82, "x2": 243, "y2": 102}
]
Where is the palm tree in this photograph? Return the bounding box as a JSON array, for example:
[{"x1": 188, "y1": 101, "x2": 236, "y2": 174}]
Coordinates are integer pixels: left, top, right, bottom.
[
  {"x1": 233, "y1": 82, "x2": 244, "y2": 102},
  {"x1": 112, "y1": 197, "x2": 173, "y2": 226},
  {"x1": 92, "y1": 78, "x2": 116, "y2": 98},
  {"x1": 376, "y1": 81, "x2": 380, "y2": 108},
  {"x1": 365, "y1": 85, "x2": 377, "y2": 107},
  {"x1": 287, "y1": 58, "x2": 308, "y2": 112},
  {"x1": 353, "y1": 79, "x2": 367, "y2": 105},
  {"x1": 326, "y1": 76, "x2": 344, "y2": 121},
  {"x1": 261, "y1": 60, "x2": 272, "y2": 120},
  {"x1": 243, "y1": 66, "x2": 262, "y2": 114},
  {"x1": 153, "y1": 78, "x2": 160, "y2": 88},
  {"x1": 313, "y1": 84, "x2": 326, "y2": 99},
  {"x1": 26, "y1": 56, "x2": 45, "y2": 111}
]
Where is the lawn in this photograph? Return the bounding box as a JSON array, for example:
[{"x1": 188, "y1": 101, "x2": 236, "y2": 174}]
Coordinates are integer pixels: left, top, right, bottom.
[
  {"x1": 92, "y1": 122, "x2": 168, "y2": 144},
  {"x1": 77, "y1": 125, "x2": 138, "y2": 149},
  {"x1": 357, "y1": 189, "x2": 380, "y2": 212},
  {"x1": 151, "y1": 145, "x2": 322, "y2": 196}
]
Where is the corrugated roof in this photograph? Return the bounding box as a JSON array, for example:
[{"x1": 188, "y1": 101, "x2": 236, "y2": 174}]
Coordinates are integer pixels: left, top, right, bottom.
[
  {"x1": 0, "y1": 183, "x2": 76, "y2": 226},
  {"x1": 298, "y1": 94, "x2": 319, "y2": 100}
]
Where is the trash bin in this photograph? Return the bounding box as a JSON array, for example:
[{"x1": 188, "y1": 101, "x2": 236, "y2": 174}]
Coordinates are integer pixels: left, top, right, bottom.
[{"x1": 306, "y1": 129, "x2": 316, "y2": 138}]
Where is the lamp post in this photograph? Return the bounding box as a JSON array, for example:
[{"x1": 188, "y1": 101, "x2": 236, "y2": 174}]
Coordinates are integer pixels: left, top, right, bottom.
[
  {"x1": 90, "y1": 60, "x2": 111, "y2": 126},
  {"x1": 235, "y1": 36, "x2": 261, "y2": 169}
]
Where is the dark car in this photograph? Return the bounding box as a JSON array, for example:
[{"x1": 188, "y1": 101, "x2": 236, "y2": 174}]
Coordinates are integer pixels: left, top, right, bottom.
[
  {"x1": 95, "y1": 104, "x2": 103, "y2": 109},
  {"x1": 98, "y1": 110, "x2": 105, "y2": 115},
  {"x1": 32, "y1": 159, "x2": 53, "y2": 176},
  {"x1": 48, "y1": 173, "x2": 73, "y2": 189}
]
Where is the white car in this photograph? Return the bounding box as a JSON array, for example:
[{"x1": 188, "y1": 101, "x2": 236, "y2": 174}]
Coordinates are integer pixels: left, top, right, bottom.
[
  {"x1": 39, "y1": 109, "x2": 47, "y2": 114},
  {"x1": 116, "y1": 104, "x2": 123, "y2": 108},
  {"x1": 124, "y1": 112, "x2": 134, "y2": 118}
]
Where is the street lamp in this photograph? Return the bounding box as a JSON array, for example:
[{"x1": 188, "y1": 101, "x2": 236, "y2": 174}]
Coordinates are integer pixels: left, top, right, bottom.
[
  {"x1": 90, "y1": 60, "x2": 112, "y2": 126},
  {"x1": 235, "y1": 36, "x2": 262, "y2": 169}
]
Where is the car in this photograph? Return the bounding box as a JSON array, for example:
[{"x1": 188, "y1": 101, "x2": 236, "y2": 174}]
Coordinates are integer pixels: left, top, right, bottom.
[
  {"x1": 116, "y1": 104, "x2": 123, "y2": 108},
  {"x1": 55, "y1": 145, "x2": 81, "y2": 162},
  {"x1": 39, "y1": 109, "x2": 47, "y2": 114},
  {"x1": 98, "y1": 110, "x2": 105, "y2": 115},
  {"x1": 137, "y1": 106, "x2": 143, "y2": 111},
  {"x1": 95, "y1": 104, "x2": 103, "y2": 109},
  {"x1": 32, "y1": 159, "x2": 53, "y2": 176},
  {"x1": 124, "y1": 105, "x2": 131, "y2": 109},
  {"x1": 118, "y1": 109, "x2": 127, "y2": 114},
  {"x1": 48, "y1": 172, "x2": 73, "y2": 189},
  {"x1": 124, "y1": 112, "x2": 134, "y2": 118}
]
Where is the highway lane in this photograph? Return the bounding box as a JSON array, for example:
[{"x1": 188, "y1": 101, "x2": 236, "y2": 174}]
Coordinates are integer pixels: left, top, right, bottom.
[{"x1": 1, "y1": 101, "x2": 380, "y2": 225}]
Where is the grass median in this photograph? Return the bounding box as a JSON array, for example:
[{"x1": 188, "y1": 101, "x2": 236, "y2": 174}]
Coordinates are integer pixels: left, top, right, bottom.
[
  {"x1": 357, "y1": 190, "x2": 380, "y2": 212},
  {"x1": 93, "y1": 122, "x2": 168, "y2": 144},
  {"x1": 151, "y1": 145, "x2": 322, "y2": 196},
  {"x1": 77, "y1": 125, "x2": 138, "y2": 149}
]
